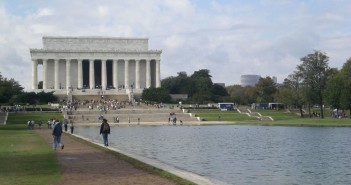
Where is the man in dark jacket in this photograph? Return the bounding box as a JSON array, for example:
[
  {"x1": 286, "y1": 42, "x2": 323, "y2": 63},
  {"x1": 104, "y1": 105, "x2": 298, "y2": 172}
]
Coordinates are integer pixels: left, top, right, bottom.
[
  {"x1": 100, "y1": 119, "x2": 110, "y2": 146},
  {"x1": 52, "y1": 121, "x2": 64, "y2": 150}
]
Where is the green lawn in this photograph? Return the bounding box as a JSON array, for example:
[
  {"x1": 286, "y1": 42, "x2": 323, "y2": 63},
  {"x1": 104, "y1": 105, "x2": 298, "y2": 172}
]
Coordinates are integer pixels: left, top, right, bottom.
[
  {"x1": 190, "y1": 110, "x2": 258, "y2": 121},
  {"x1": 0, "y1": 112, "x2": 63, "y2": 185},
  {"x1": 190, "y1": 109, "x2": 351, "y2": 126}
]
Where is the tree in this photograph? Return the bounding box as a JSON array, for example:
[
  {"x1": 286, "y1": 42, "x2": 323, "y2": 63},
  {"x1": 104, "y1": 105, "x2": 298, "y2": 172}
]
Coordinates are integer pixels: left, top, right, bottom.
[
  {"x1": 161, "y1": 69, "x2": 229, "y2": 103},
  {"x1": 161, "y1": 72, "x2": 195, "y2": 95},
  {"x1": 277, "y1": 71, "x2": 305, "y2": 117},
  {"x1": 0, "y1": 73, "x2": 24, "y2": 103},
  {"x1": 324, "y1": 68, "x2": 343, "y2": 111},
  {"x1": 10, "y1": 92, "x2": 37, "y2": 105},
  {"x1": 141, "y1": 87, "x2": 171, "y2": 103},
  {"x1": 297, "y1": 51, "x2": 331, "y2": 118},
  {"x1": 190, "y1": 69, "x2": 213, "y2": 103},
  {"x1": 226, "y1": 85, "x2": 257, "y2": 105},
  {"x1": 36, "y1": 91, "x2": 58, "y2": 104},
  {"x1": 255, "y1": 77, "x2": 277, "y2": 103},
  {"x1": 339, "y1": 58, "x2": 351, "y2": 115}
]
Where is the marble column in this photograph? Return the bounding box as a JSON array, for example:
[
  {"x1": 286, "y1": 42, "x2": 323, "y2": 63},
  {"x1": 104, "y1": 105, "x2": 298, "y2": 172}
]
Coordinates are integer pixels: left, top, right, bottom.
[
  {"x1": 156, "y1": 59, "x2": 161, "y2": 87},
  {"x1": 42, "y1": 59, "x2": 48, "y2": 90},
  {"x1": 113, "y1": 60, "x2": 118, "y2": 89},
  {"x1": 32, "y1": 59, "x2": 38, "y2": 90},
  {"x1": 77, "y1": 59, "x2": 83, "y2": 89},
  {"x1": 146, "y1": 60, "x2": 151, "y2": 88},
  {"x1": 101, "y1": 59, "x2": 107, "y2": 90},
  {"x1": 135, "y1": 60, "x2": 140, "y2": 89},
  {"x1": 89, "y1": 59, "x2": 95, "y2": 89},
  {"x1": 54, "y1": 59, "x2": 59, "y2": 89},
  {"x1": 66, "y1": 59, "x2": 71, "y2": 90},
  {"x1": 124, "y1": 59, "x2": 129, "y2": 89}
]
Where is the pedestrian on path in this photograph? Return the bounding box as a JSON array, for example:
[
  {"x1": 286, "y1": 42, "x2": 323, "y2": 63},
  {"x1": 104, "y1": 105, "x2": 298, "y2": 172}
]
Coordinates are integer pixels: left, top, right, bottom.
[
  {"x1": 100, "y1": 118, "x2": 110, "y2": 146},
  {"x1": 64, "y1": 119, "x2": 68, "y2": 132},
  {"x1": 52, "y1": 121, "x2": 64, "y2": 150},
  {"x1": 70, "y1": 123, "x2": 74, "y2": 134}
]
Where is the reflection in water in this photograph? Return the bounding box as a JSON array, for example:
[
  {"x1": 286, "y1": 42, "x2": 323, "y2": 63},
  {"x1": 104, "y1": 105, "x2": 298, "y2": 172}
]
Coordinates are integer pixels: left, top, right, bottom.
[{"x1": 75, "y1": 125, "x2": 351, "y2": 185}]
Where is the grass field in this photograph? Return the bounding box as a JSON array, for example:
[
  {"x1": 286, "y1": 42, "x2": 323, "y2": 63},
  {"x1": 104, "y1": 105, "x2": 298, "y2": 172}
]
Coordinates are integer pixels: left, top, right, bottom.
[
  {"x1": 0, "y1": 112, "x2": 196, "y2": 185},
  {"x1": 190, "y1": 109, "x2": 351, "y2": 127},
  {"x1": 0, "y1": 112, "x2": 63, "y2": 185}
]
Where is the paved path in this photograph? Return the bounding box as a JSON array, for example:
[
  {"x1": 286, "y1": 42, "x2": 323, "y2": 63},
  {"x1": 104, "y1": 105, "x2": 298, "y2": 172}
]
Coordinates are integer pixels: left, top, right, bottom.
[{"x1": 36, "y1": 129, "x2": 176, "y2": 185}]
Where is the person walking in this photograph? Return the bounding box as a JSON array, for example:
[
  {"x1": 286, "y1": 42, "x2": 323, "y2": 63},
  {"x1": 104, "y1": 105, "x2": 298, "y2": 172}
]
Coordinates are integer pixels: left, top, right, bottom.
[
  {"x1": 52, "y1": 121, "x2": 64, "y2": 150},
  {"x1": 64, "y1": 119, "x2": 68, "y2": 132},
  {"x1": 99, "y1": 119, "x2": 110, "y2": 146},
  {"x1": 70, "y1": 123, "x2": 74, "y2": 134}
]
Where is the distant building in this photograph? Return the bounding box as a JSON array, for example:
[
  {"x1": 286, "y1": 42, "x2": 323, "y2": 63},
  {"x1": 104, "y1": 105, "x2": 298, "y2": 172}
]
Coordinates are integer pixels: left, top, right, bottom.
[
  {"x1": 240, "y1": 74, "x2": 261, "y2": 87},
  {"x1": 269, "y1": 76, "x2": 277, "y2": 83}
]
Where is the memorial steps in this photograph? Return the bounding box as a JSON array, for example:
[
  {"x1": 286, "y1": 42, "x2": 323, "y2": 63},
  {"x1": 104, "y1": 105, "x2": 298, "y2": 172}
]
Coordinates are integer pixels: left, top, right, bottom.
[{"x1": 66, "y1": 106, "x2": 199, "y2": 125}]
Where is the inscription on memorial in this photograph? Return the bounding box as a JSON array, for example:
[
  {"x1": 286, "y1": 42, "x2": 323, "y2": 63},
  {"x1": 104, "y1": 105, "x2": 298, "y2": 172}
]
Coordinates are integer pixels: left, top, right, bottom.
[{"x1": 43, "y1": 37, "x2": 149, "y2": 51}]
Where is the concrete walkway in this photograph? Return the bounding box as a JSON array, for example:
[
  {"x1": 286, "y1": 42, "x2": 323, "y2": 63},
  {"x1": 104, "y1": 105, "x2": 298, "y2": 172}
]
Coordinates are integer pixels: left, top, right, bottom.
[{"x1": 36, "y1": 128, "x2": 176, "y2": 185}]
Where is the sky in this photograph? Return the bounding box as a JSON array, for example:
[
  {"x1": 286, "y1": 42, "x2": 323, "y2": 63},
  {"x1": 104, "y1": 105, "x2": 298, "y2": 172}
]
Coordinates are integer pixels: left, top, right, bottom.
[{"x1": 1, "y1": 0, "x2": 351, "y2": 91}]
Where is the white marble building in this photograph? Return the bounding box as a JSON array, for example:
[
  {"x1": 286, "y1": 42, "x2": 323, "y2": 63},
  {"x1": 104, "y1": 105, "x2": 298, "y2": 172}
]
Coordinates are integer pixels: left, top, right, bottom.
[{"x1": 30, "y1": 36, "x2": 162, "y2": 96}]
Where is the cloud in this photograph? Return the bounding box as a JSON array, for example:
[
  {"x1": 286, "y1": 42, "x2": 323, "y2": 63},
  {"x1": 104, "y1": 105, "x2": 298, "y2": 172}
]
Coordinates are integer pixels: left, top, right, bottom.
[
  {"x1": 35, "y1": 8, "x2": 55, "y2": 17},
  {"x1": 0, "y1": 0, "x2": 351, "y2": 90}
]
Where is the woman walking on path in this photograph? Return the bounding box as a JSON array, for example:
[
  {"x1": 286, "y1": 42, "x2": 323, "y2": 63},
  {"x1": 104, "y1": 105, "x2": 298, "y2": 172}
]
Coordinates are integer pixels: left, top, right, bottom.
[
  {"x1": 100, "y1": 119, "x2": 110, "y2": 146},
  {"x1": 52, "y1": 121, "x2": 64, "y2": 150}
]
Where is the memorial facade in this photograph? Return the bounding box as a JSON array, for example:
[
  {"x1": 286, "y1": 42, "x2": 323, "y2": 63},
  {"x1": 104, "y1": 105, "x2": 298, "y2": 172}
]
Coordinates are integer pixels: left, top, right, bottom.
[{"x1": 30, "y1": 36, "x2": 162, "y2": 95}]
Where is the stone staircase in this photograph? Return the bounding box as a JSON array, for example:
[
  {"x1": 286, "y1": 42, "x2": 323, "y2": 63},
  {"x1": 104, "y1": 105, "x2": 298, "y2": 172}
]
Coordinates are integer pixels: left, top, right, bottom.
[
  {"x1": 237, "y1": 108, "x2": 274, "y2": 121},
  {"x1": 66, "y1": 107, "x2": 199, "y2": 124}
]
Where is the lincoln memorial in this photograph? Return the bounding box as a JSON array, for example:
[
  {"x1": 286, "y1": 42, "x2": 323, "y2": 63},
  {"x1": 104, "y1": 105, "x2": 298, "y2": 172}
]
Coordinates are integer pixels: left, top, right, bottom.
[{"x1": 30, "y1": 36, "x2": 162, "y2": 98}]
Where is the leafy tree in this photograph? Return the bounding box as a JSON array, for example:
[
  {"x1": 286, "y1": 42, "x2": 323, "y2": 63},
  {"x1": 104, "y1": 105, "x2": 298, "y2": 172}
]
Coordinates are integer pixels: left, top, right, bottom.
[
  {"x1": 0, "y1": 73, "x2": 24, "y2": 103},
  {"x1": 141, "y1": 87, "x2": 171, "y2": 103},
  {"x1": 255, "y1": 77, "x2": 277, "y2": 103},
  {"x1": 161, "y1": 76, "x2": 178, "y2": 93},
  {"x1": 212, "y1": 84, "x2": 229, "y2": 97},
  {"x1": 161, "y1": 72, "x2": 195, "y2": 95},
  {"x1": 9, "y1": 91, "x2": 58, "y2": 105},
  {"x1": 226, "y1": 85, "x2": 257, "y2": 105},
  {"x1": 10, "y1": 92, "x2": 38, "y2": 105},
  {"x1": 36, "y1": 91, "x2": 57, "y2": 104},
  {"x1": 190, "y1": 69, "x2": 214, "y2": 103},
  {"x1": 339, "y1": 58, "x2": 351, "y2": 115},
  {"x1": 191, "y1": 69, "x2": 212, "y2": 79},
  {"x1": 297, "y1": 50, "x2": 332, "y2": 118},
  {"x1": 277, "y1": 72, "x2": 305, "y2": 117},
  {"x1": 324, "y1": 68, "x2": 343, "y2": 111},
  {"x1": 161, "y1": 69, "x2": 228, "y2": 103}
]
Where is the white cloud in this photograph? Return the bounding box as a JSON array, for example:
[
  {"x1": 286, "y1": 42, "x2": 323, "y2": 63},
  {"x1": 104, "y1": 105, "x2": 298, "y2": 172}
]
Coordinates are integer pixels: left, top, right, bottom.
[
  {"x1": 0, "y1": 0, "x2": 351, "y2": 90},
  {"x1": 97, "y1": 5, "x2": 109, "y2": 17},
  {"x1": 36, "y1": 8, "x2": 55, "y2": 17}
]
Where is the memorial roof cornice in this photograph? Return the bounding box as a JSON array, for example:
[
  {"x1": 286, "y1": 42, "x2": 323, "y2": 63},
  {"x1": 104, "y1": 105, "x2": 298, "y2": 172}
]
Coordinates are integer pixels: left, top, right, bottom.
[
  {"x1": 30, "y1": 48, "x2": 162, "y2": 54},
  {"x1": 43, "y1": 36, "x2": 149, "y2": 40}
]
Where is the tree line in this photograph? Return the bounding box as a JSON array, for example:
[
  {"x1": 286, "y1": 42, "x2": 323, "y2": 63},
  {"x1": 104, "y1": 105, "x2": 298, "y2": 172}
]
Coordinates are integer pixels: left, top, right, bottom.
[
  {"x1": 0, "y1": 73, "x2": 57, "y2": 105},
  {"x1": 142, "y1": 69, "x2": 228, "y2": 103},
  {"x1": 226, "y1": 51, "x2": 351, "y2": 118},
  {"x1": 143, "y1": 50, "x2": 351, "y2": 118}
]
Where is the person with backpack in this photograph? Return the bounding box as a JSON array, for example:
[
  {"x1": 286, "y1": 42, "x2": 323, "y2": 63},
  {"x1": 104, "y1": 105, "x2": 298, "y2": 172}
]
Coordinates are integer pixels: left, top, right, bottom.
[
  {"x1": 52, "y1": 120, "x2": 64, "y2": 150},
  {"x1": 99, "y1": 118, "x2": 110, "y2": 146}
]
